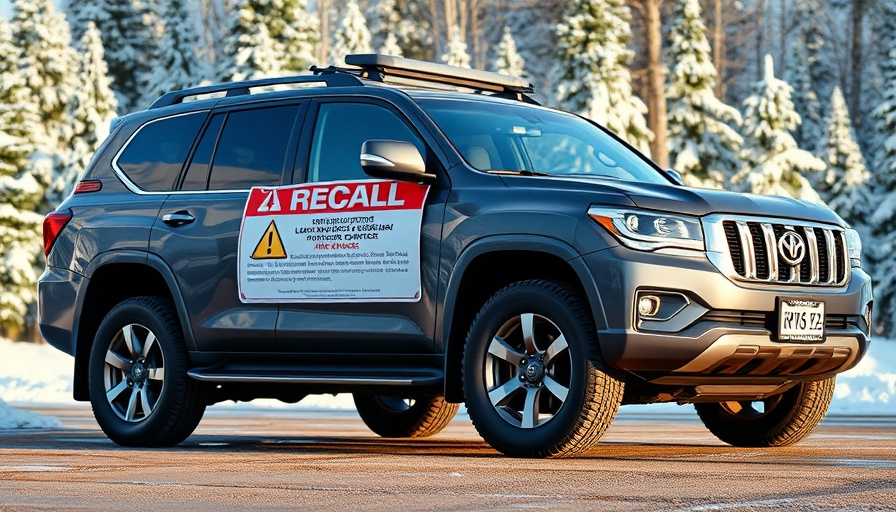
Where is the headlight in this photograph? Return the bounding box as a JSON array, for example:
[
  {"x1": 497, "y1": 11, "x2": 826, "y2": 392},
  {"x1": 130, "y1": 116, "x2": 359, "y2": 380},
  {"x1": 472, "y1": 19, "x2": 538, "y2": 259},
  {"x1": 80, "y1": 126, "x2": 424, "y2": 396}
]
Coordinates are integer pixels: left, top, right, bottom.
[
  {"x1": 845, "y1": 228, "x2": 862, "y2": 267},
  {"x1": 588, "y1": 206, "x2": 704, "y2": 252}
]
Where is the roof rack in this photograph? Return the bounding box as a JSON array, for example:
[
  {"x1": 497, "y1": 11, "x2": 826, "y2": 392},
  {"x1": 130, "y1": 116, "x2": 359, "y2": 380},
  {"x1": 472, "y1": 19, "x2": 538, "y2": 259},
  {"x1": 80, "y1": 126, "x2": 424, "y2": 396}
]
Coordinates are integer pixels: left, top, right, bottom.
[
  {"x1": 148, "y1": 73, "x2": 363, "y2": 109},
  {"x1": 331, "y1": 54, "x2": 535, "y2": 98}
]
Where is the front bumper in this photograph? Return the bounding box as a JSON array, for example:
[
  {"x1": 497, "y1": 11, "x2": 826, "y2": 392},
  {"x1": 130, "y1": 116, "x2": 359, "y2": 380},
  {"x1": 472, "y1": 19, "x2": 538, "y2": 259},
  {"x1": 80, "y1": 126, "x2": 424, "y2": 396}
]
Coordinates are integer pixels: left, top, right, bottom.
[{"x1": 584, "y1": 246, "x2": 872, "y2": 384}]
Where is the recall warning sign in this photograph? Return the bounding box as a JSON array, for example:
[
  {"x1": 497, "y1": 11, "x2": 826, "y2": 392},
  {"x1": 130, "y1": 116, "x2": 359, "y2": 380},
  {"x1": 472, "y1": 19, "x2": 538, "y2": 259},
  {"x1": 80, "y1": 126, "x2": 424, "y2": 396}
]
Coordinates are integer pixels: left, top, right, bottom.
[{"x1": 237, "y1": 179, "x2": 430, "y2": 303}]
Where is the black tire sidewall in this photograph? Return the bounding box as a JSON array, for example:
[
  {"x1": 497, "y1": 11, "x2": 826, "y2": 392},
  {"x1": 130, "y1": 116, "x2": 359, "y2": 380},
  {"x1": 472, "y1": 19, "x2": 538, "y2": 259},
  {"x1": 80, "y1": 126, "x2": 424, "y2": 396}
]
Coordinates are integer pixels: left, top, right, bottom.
[
  {"x1": 88, "y1": 298, "x2": 191, "y2": 445},
  {"x1": 463, "y1": 283, "x2": 593, "y2": 454}
]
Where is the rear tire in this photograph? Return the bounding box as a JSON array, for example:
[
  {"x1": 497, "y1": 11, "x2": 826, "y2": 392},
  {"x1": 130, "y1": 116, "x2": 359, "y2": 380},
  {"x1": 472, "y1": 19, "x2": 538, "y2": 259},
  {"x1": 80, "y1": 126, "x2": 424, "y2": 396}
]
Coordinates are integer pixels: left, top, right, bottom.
[
  {"x1": 463, "y1": 280, "x2": 624, "y2": 458},
  {"x1": 694, "y1": 377, "x2": 836, "y2": 447},
  {"x1": 88, "y1": 297, "x2": 207, "y2": 447},
  {"x1": 353, "y1": 393, "x2": 459, "y2": 438}
]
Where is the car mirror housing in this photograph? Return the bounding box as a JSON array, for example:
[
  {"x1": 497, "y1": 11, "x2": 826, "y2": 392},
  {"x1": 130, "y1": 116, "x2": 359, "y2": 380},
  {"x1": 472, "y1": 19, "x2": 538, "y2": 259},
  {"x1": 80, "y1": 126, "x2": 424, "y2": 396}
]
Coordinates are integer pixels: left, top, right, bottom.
[{"x1": 360, "y1": 140, "x2": 435, "y2": 182}]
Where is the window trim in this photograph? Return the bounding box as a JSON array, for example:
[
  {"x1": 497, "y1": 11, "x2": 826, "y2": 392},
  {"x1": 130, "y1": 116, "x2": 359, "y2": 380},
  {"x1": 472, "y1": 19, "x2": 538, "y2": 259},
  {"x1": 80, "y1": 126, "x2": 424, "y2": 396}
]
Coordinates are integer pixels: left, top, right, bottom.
[{"x1": 112, "y1": 111, "x2": 210, "y2": 195}]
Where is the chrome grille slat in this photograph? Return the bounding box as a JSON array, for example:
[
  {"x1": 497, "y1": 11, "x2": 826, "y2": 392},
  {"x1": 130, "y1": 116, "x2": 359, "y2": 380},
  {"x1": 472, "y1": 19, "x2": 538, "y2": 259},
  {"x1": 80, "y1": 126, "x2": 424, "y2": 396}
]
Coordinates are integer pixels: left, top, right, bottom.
[{"x1": 707, "y1": 216, "x2": 849, "y2": 288}]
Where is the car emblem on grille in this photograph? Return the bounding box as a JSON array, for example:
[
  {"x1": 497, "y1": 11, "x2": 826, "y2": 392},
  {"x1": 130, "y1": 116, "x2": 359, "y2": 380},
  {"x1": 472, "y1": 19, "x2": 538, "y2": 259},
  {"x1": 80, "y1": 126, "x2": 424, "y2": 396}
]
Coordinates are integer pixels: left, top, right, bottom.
[{"x1": 778, "y1": 231, "x2": 806, "y2": 266}]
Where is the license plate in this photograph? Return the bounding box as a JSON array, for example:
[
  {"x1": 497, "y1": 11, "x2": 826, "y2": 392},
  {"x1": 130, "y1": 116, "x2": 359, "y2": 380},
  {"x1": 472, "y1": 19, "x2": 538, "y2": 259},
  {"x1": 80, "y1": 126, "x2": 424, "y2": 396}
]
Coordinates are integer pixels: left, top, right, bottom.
[{"x1": 777, "y1": 298, "x2": 825, "y2": 342}]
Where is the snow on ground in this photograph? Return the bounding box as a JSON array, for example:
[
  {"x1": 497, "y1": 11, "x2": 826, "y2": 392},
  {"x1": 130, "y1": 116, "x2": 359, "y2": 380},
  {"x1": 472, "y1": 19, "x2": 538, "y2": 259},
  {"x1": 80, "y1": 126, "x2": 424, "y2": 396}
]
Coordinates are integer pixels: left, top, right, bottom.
[{"x1": 1, "y1": 337, "x2": 894, "y2": 427}]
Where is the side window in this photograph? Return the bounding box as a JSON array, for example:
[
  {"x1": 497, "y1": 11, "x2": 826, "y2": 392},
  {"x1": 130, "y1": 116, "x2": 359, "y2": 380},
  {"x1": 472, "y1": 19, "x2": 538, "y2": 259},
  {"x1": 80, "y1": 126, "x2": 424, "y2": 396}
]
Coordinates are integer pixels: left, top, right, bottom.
[
  {"x1": 206, "y1": 105, "x2": 300, "y2": 191},
  {"x1": 307, "y1": 102, "x2": 424, "y2": 183},
  {"x1": 116, "y1": 112, "x2": 206, "y2": 192},
  {"x1": 181, "y1": 114, "x2": 224, "y2": 191}
]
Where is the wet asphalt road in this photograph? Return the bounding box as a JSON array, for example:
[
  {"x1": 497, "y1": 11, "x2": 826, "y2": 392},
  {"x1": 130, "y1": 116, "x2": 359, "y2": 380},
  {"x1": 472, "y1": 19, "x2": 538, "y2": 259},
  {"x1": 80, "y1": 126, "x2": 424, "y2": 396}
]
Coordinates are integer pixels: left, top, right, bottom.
[{"x1": 0, "y1": 405, "x2": 894, "y2": 511}]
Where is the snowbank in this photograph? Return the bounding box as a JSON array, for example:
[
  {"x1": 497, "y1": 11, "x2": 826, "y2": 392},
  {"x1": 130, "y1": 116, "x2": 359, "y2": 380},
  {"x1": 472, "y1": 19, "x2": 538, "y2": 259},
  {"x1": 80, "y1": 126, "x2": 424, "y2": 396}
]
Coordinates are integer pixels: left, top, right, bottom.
[
  {"x1": 0, "y1": 397, "x2": 60, "y2": 429},
  {"x1": 1, "y1": 337, "x2": 894, "y2": 425}
]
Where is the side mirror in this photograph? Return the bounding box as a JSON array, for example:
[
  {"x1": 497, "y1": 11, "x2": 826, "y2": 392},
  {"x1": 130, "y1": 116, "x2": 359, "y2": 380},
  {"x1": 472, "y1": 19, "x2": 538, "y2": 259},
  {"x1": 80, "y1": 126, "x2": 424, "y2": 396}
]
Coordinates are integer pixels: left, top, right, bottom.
[
  {"x1": 665, "y1": 169, "x2": 685, "y2": 186},
  {"x1": 360, "y1": 140, "x2": 435, "y2": 182}
]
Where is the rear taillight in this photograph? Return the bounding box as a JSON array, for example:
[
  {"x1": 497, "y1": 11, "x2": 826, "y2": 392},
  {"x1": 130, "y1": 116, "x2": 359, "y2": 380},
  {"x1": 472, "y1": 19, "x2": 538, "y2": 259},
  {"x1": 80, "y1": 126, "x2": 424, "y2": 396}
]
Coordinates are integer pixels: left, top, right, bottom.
[
  {"x1": 73, "y1": 180, "x2": 102, "y2": 194},
  {"x1": 43, "y1": 210, "x2": 72, "y2": 258}
]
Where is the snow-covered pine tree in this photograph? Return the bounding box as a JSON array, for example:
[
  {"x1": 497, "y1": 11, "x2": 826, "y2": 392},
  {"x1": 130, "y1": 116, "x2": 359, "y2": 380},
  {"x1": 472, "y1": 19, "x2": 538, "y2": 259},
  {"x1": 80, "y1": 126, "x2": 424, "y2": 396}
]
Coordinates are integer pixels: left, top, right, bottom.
[
  {"x1": 816, "y1": 87, "x2": 870, "y2": 225},
  {"x1": 792, "y1": 0, "x2": 835, "y2": 104},
  {"x1": 11, "y1": 0, "x2": 79, "y2": 152},
  {"x1": 380, "y1": 32, "x2": 404, "y2": 57},
  {"x1": 494, "y1": 26, "x2": 526, "y2": 77},
  {"x1": 329, "y1": 0, "x2": 372, "y2": 66},
  {"x1": 868, "y1": 44, "x2": 896, "y2": 334},
  {"x1": 441, "y1": 25, "x2": 471, "y2": 69},
  {"x1": 665, "y1": 0, "x2": 742, "y2": 189},
  {"x1": 0, "y1": 22, "x2": 45, "y2": 335},
  {"x1": 65, "y1": 0, "x2": 159, "y2": 111},
  {"x1": 555, "y1": 0, "x2": 653, "y2": 155},
  {"x1": 49, "y1": 22, "x2": 119, "y2": 205},
  {"x1": 219, "y1": 0, "x2": 285, "y2": 82},
  {"x1": 787, "y1": 36, "x2": 823, "y2": 155},
  {"x1": 732, "y1": 55, "x2": 825, "y2": 202},
  {"x1": 259, "y1": 0, "x2": 318, "y2": 73},
  {"x1": 144, "y1": 0, "x2": 209, "y2": 102}
]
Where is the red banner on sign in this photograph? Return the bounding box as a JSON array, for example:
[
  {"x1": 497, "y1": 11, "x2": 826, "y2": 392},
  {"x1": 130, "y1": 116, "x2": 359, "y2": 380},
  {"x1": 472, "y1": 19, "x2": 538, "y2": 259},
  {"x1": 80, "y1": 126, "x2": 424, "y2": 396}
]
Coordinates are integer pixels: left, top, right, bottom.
[{"x1": 245, "y1": 180, "x2": 429, "y2": 217}]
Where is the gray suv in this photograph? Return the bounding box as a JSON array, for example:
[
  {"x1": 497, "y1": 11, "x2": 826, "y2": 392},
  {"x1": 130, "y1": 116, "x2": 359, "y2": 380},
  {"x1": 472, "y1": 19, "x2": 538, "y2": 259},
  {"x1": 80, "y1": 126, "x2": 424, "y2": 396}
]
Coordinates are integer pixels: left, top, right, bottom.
[{"x1": 38, "y1": 55, "x2": 872, "y2": 458}]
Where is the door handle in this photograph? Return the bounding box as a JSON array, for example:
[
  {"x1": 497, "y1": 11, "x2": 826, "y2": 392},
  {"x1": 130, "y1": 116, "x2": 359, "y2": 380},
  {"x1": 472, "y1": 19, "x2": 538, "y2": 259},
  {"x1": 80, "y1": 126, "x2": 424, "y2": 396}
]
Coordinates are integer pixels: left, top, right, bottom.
[{"x1": 162, "y1": 211, "x2": 195, "y2": 226}]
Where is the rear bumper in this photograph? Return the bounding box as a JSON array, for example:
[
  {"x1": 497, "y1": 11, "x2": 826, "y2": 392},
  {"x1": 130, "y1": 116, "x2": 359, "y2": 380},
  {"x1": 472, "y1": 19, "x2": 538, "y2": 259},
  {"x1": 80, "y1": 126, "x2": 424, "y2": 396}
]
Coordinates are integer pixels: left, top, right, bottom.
[
  {"x1": 37, "y1": 266, "x2": 83, "y2": 356},
  {"x1": 584, "y1": 247, "x2": 872, "y2": 383}
]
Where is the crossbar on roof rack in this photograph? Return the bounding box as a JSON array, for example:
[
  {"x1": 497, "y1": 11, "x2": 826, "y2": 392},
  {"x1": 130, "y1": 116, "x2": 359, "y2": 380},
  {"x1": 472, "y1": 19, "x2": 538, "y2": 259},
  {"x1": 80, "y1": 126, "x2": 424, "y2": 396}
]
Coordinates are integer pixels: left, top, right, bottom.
[
  {"x1": 342, "y1": 54, "x2": 535, "y2": 95},
  {"x1": 148, "y1": 73, "x2": 363, "y2": 109}
]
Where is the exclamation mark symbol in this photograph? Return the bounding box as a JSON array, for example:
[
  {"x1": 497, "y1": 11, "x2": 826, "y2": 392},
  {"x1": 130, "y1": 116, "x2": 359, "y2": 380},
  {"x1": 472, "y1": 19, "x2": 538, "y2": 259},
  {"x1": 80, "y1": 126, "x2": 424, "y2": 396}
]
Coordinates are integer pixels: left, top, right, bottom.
[{"x1": 267, "y1": 232, "x2": 273, "y2": 255}]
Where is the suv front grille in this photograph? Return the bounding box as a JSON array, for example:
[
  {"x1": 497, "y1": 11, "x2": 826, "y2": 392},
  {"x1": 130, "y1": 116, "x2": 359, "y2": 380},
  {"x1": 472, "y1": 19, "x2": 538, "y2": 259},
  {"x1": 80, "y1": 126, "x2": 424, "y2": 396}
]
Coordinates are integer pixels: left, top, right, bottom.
[{"x1": 707, "y1": 216, "x2": 848, "y2": 287}]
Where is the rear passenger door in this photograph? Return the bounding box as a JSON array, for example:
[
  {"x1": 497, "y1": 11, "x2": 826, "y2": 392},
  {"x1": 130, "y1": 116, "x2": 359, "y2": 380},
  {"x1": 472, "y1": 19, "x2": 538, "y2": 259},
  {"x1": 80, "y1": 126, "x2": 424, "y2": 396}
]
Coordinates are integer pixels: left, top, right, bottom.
[
  {"x1": 276, "y1": 98, "x2": 447, "y2": 357},
  {"x1": 150, "y1": 100, "x2": 307, "y2": 353}
]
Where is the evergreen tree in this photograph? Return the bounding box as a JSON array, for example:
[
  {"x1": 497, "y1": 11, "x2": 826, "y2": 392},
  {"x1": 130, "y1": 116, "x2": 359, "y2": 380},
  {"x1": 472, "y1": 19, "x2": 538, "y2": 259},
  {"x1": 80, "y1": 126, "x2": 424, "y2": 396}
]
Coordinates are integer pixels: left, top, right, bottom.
[
  {"x1": 50, "y1": 22, "x2": 119, "y2": 204},
  {"x1": 665, "y1": 0, "x2": 742, "y2": 189},
  {"x1": 869, "y1": 45, "x2": 896, "y2": 334},
  {"x1": 555, "y1": 0, "x2": 653, "y2": 155},
  {"x1": 66, "y1": 0, "x2": 159, "y2": 111},
  {"x1": 329, "y1": 0, "x2": 372, "y2": 65},
  {"x1": 144, "y1": 0, "x2": 209, "y2": 102},
  {"x1": 11, "y1": 0, "x2": 79, "y2": 151},
  {"x1": 494, "y1": 27, "x2": 526, "y2": 77},
  {"x1": 817, "y1": 87, "x2": 870, "y2": 224},
  {"x1": 732, "y1": 55, "x2": 825, "y2": 202},
  {"x1": 787, "y1": 35, "x2": 823, "y2": 154},
  {"x1": 793, "y1": 0, "x2": 834, "y2": 103},
  {"x1": 380, "y1": 32, "x2": 404, "y2": 57},
  {"x1": 441, "y1": 25, "x2": 471, "y2": 69},
  {"x1": 0, "y1": 22, "x2": 44, "y2": 335},
  {"x1": 220, "y1": 0, "x2": 286, "y2": 81}
]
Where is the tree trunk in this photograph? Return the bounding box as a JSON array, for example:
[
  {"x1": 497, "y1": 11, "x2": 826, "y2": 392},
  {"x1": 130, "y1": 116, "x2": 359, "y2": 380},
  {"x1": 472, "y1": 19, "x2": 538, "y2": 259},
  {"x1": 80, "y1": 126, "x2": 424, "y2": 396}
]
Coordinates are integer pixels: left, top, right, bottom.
[
  {"x1": 756, "y1": 0, "x2": 765, "y2": 81},
  {"x1": 644, "y1": 0, "x2": 668, "y2": 168},
  {"x1": 850, "y1": 0, "x2": 866, "y2": 127},
  {"x1": 713, "y1": 0, "x2": 725, "y2": 99}
]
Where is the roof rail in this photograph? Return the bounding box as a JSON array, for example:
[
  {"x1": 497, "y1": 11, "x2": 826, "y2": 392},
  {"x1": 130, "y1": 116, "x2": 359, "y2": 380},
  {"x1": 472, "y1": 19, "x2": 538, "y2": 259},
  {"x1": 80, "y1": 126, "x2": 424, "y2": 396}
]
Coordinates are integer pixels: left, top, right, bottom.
[
  {"x1": 339, "y1": 54, "x2": 535, "y2": 97},
  {"x1": 148, "y1": 73, "x2": 363, "y2": 109}
]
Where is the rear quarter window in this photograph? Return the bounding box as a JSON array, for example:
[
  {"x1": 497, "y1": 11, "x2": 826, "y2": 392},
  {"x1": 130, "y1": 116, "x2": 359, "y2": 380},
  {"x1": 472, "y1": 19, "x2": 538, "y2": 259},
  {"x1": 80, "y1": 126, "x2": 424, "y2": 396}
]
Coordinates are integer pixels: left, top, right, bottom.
[{"x1": 115, "y1": 112, "x2": 206, "y2": 192}]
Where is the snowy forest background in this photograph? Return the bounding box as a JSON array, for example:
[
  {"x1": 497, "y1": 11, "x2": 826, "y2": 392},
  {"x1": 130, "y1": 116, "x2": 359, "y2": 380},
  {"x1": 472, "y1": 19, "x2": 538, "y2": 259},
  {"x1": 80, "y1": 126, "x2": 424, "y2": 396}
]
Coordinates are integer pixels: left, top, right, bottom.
[{"x1": 1, "y1": 0, "x2": 895, "y2": 341}]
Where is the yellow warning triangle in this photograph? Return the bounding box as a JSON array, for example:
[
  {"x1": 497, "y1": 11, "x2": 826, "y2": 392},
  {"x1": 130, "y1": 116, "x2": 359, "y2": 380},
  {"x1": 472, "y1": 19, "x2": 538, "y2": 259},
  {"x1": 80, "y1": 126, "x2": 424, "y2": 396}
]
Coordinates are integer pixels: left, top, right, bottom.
[{"x1": 251, "y1": 220, "x2": 287, "y2": 259}]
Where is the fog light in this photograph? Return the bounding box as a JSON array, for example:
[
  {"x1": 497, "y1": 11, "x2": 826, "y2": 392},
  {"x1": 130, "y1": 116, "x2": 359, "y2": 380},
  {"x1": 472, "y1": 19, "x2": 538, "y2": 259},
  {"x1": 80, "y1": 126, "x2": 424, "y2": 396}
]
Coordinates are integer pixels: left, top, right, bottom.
[{"x1": 638, "y1": 295, "x2": 661, "y2": 317}]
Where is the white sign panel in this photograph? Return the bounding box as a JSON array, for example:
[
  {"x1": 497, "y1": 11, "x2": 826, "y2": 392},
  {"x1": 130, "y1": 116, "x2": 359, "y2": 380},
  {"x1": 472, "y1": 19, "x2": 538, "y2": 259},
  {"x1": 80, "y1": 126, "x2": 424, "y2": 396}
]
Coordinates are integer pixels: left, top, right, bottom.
[{"x1": 238, "y1": 180, "x2": 430, "y2": 303}]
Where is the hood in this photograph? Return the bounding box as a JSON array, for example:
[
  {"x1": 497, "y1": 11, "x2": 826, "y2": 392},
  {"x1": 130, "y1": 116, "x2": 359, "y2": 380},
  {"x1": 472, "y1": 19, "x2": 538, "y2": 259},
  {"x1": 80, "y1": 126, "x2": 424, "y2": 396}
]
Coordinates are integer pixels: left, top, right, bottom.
[{"x1": 501, "y1": 175, "x2": 845, "y2": 226}]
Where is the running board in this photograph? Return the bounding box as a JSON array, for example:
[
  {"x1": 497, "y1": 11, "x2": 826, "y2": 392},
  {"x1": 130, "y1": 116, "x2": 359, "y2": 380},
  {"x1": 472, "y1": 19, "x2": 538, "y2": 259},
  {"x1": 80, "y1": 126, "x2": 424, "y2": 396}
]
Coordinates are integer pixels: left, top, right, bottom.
[{"x1": 187, "y1": 370, "x2": 441, "y2": 387}]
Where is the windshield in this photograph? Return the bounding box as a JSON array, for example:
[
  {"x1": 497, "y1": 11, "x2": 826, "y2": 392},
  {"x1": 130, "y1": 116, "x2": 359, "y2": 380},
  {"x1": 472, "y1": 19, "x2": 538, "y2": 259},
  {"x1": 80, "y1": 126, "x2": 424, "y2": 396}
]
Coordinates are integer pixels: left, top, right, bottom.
[{"x1": 418, "y1": 98, "x2": 668, "y2": 184}]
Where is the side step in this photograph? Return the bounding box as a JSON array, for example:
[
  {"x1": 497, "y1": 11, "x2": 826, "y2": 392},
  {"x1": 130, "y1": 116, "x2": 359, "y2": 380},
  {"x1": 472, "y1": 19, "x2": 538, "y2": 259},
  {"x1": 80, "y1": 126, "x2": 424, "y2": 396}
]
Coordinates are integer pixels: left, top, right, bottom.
[{"x1": 187, "y1": 369, "x2": 442, "y2": 388}]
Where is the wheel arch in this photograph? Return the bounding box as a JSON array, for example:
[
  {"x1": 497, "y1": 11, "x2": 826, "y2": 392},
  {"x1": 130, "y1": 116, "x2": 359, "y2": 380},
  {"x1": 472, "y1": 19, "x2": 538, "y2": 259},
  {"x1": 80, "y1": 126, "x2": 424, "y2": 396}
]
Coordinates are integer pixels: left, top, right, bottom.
[
  {"x1": 440, "y1": 236, "x2": 607, "y2": 403},
  {"x1": 72, "y1": 251, "x2": 193, "y2": 401}
]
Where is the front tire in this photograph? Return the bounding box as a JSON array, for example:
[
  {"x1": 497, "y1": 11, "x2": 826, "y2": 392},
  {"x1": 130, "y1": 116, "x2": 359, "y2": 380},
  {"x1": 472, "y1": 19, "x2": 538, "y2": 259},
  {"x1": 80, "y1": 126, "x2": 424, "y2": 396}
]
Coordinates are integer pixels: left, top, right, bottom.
[
  {"x1": 694, "y1": 377, "x2": 836, "y2": 447},
  {"x1": 353, "y1": 394, "x2": 459, "y2": 438},
  {"x1": 88, "y1": 297, "x2": 207, "y2": 447},
  {"x1": 463, "y1": 280, "x2": 624, "y2": 458}
]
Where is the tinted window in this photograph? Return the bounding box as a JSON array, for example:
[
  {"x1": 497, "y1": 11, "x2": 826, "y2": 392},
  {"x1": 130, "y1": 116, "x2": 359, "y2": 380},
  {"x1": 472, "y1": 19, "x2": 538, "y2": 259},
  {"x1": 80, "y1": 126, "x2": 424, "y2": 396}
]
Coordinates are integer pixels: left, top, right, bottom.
[
  {"x1": 308, "y1": 103, "x2": 424, "y2": 182},
  {"x1": 418, "y1": 98, "x2": 666, "y2": 184},
  {"x1": 207, "y1": 105, "x2": 299, "y2": 190},
  {"x1": 117, "y1": 112, "x2": 206, "y2": 192},
  {"x1": 181, "y1": 114, "x2": 224, "y2": 191}
]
